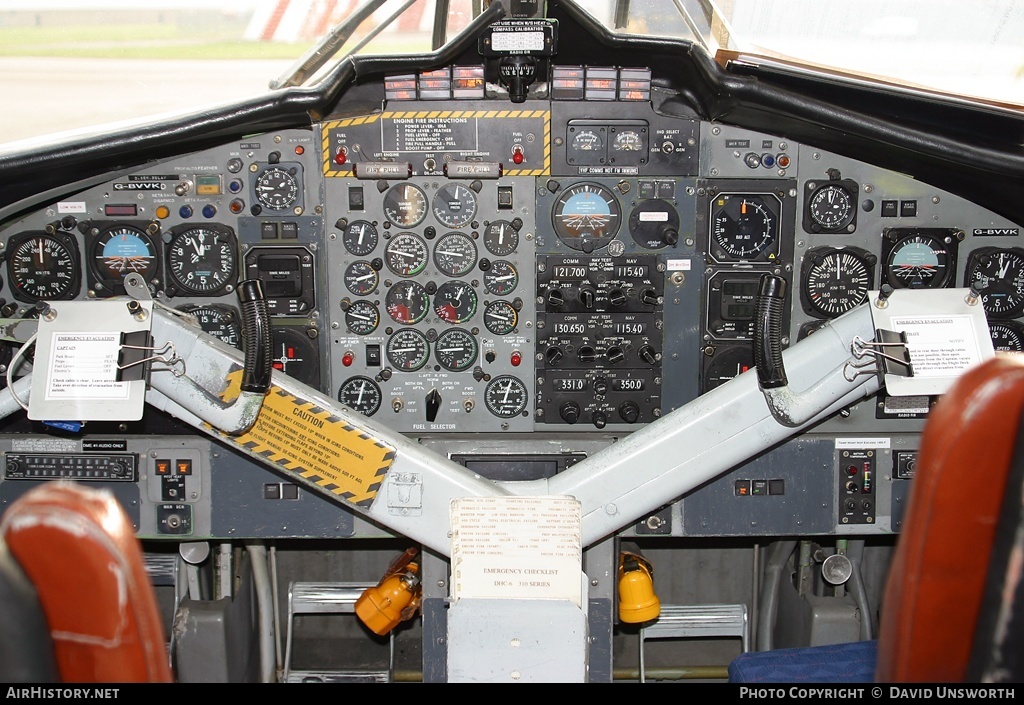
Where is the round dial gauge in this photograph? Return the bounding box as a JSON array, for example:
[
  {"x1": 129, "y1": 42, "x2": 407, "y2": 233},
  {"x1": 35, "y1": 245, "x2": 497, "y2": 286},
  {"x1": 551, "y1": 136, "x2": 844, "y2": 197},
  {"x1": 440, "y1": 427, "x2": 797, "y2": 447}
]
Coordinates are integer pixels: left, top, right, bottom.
[
  {"x1": 989, "y1": 320, "x2": 1024, "y2": 352},
  {"x1": 92, "y1": 225, "x2": 159, "y2": 283},
  {"x1": 628, "y1": 199, "x2": 680, "y2": 250},
  {"x1": 483, "y1": 300, "x2": 518, "y2": 335},
  {"x1": 484, "y1": 260, "x2": 518, "y2": 296},
  {"x1": 434, "y1": 328, "x2": 479, "y2": 372},
  {"x1": 884, "y1": 232, "x2": 954, "y2": 289},
  {"x1": 167, "y1": 226, "x2": 237, "y2": 295},
  {"x1": 483, "y1": 220, "x2": 520, "y2": 257},
  {"x1": 385, "y1": 281, "x2": 430, "y2": 324},
  {"x1": 571, "y1": 129, "x2": 604, "y2": 152},
  {"x1": 344, "y1": 300, "x2": 380, "y2": 335},
  {"x1": 385, "y1": 233, "x2": 428, "y2": 276},
  {"x1": 7, "y1": 231, "x2": 80, "y2": 302},
  {"x1": 342, "y1": 220, "x2": 378, "y2": 256},
  {"x1": 703, "y1": 347, "x2": 754, "y2": 392},
  {"x1": 433, "y1": 232, "x2": 478, "y2": 277},
  {"x1": 612, "y1": 130, "x2": 643, "y2": 152},
  {"x1": 344, "y1": 261, "x2": 378, "y2": 295},
  {"x1": 383, "y1": 183, "x2": 428, "y2": 228},
  {"x1": 807, "y1": 183, "x2": 856, "y2": 232},
  {"x1": 432, "y1": 183, "x2": 478, "y2": 229},
  {"x1": 178, "y1": 304, "x2": 241, "y2": 348},
  {"x1": 338, "y1": 376, "x2": 382, "y2": 416},
  {"x1": 433, "y1": 281, "x2": 478, "y2": 324},
  {"x1": 710, "y1": 194, "x2": 780, "y2": 260},
  {"x1": 386, "y1": 328, "x2": 430, "y2": 371},
  {"x1": 552, "y1": 183, "x2": 622, "y2": 251},
  {"x1": 272, "y1": 327, "x2": 319, "y2": 386},
  {"x1": 254, "y1": 166, "x2": 300, "y2": 211},
  {"x1": 965, "y1": 247, "x2": 1024, "y2": 318},
  {"x1": 484, "y1": 375, "x2": 528, "y2": 418},
  {"x1": 802, "y1": 248, "x2": 873, "y2": 318}
]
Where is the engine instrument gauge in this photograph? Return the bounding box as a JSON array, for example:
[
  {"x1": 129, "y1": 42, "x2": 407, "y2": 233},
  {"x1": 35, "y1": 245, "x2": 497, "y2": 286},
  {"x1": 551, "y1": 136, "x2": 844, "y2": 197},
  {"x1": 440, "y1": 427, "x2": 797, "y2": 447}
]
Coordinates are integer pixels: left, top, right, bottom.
[
  {"x1": 177, "y1": 304, "x2": 242, "y2": 348},
  {"x1": 482, "y1": 220, "x2": 520, "y2": 257},
  {"x1": 611, "y1": 130, "x2": 644, "y2": 152},
  {"x1": 385, "y1": 281, "x2": 430, "y2": 324},
  {"x1": 386, "y1": 328, "x2": 430, "y2": 371},
  {"x1": 254, "y1": 166, "x2": 300, "y2": 211},
  {"x1": 801, "y1": 247, "x2": 874, "y2": 318},
  {"x1": 383, "y1": 183, "x2": 428, "y2": 228},
  {"x1": 338, "y1": 376, "x2": 382, "y2": 416},
  {"x1": 434, "y1": 328, "x2": 479, "y2": 371},
  {"x1": 484, "y1": 375, "x2": 528, "y2": 418},
  {"x1": 483, "y1": 260, "x2": 518, "y2": 296},
  {"x1": 385, "y1": 233, "x2": 428, "y2": 276},
  {"x1": 989, "y1": 320, "x2": 1024, "y2": 352},
  {"x1": 571, "y1": 129, "x2": 604, "y2": 152},
  {"x1": 344, "y1": 300, "x2": 380, "y2": 335},
  {"x1": 432, "y1": 183, "x2": 478, "y2": 229},
  {"x1": 6, "y1": 230, "x2": 80, "y2": 302},
  {"x1": 483, "y1": 300, "x2": 518, "y2": 335},
  {"x1": 342, "y1": 220, "x2": 378, "y2": 256},
  {"x1": 552, "y1": 183, "x2": 622, "y2": 251},
  {"x1": 433, "y1": 232, "x2": 478, "y2": 277},
  {"x1": 806, "y1": 182, "x2": 856, "y2": 232},
  {"x1": 433, "y1": 281, "x2": 478, "y2": 324},
  {"x1": 883, "y1": 230, "x2": 956, "y2": 290},
  {"x1": 166, "y1": 225, "x2": 237, "y2": 295},
  {"x1": 344, "y1": 261, "x2": 379, "y2": 295},
  {"x1": 709, "y1": 193, "x2": 780, "y2": 261},
  {"x1": 91, "y1": 224, "x2": 159, "y2": 288},
  {"x1": 964, "y1": 247, "x2": 1024, "y2": 318}
]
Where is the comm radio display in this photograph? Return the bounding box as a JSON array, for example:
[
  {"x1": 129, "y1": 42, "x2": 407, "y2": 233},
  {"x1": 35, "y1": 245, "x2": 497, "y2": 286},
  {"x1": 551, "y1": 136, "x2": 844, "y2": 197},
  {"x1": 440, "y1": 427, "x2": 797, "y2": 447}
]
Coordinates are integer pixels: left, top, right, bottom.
[{"x1": 552, "y1": 378, "x2": 587, "y2": 391}]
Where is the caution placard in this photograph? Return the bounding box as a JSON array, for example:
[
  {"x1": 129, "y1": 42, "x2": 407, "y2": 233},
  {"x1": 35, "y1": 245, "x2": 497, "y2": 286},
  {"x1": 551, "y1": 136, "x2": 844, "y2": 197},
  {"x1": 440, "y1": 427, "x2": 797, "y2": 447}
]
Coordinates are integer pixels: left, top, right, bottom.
[{"x1": 212, "y1": 371, "x2": 396, "y2": 507}]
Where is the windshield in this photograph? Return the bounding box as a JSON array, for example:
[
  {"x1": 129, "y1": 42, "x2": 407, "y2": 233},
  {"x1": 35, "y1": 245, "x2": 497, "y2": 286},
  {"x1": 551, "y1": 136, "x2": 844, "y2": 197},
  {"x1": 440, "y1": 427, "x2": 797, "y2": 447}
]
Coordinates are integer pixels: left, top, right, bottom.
[{"x1": 1, "y1": 0, "x2": 1021, "y2": 149}]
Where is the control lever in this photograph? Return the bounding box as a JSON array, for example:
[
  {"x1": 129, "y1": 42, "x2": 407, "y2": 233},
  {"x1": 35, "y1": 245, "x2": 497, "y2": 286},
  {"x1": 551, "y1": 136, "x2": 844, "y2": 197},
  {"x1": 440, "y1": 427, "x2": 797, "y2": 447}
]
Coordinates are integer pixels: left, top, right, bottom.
[{"x1": 237, "y1": 279, "x2": 273, "y2": 395}]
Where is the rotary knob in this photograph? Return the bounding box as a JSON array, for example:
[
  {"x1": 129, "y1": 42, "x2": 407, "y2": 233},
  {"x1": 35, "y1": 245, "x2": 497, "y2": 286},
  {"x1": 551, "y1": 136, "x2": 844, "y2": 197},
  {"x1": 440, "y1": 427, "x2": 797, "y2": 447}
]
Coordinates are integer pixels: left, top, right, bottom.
[
  {"x1": 578, "y1": 345, "x2": 598, "y2": 363},
  {"x1": 546, "y1": 346, "x2": 564, "y2": 365},
  {"x1": 608, "y1": 288, "x2": 627, "y2": 307},
  {"x1": 640, "y1": 288, "x2": 659, "y2": 306},
  {"x1": 593, "y1": 411, "x2": 608, "y2": 429},
  {"x1": 619, "y1": 401, "x2": 640, "y2": 424},
  {"x1": 560, "y1": 401, "x2": 581, "y2": 424},
  {"x1": 638, "y1": 345, "x2": 658, "y2": 365},
  {"x1": 606, "y1": 346, "x2": 625, "y2": 364},
  {"x1": 547, "y1": 288, "x2": 565, "y2": 307},
  {"x1": 580, "y1": 286, "x2": 596, "y2": 309}
]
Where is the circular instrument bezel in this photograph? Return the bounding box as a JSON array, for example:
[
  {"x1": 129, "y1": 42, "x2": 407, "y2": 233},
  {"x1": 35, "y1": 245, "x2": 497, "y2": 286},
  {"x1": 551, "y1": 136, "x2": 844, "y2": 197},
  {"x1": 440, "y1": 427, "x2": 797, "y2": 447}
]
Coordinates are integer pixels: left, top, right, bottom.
[
  {"x1": 254, "y1": 166, "x2": 300, "y2": 211},
  {"x1": 431, "y1": 183, "x2": 478, "y2": 229},
  {"x1": 806, "y1": 182, "x2": 857, "y2": 233},
  {"x1": 882, "y1": 230, "x2": 956, "y2": 290},
  {"x1": 166, "y1": 224, "x2": 238, "y2": 296},
  {"x1": 345, "y1": 300, "x2": 380, "y2": 335},
  {"x1": 342, "y1": 220, "x2": 379, "y2": 257},
  {"x1": 989, "y1": 319, "x2": 1024, "y2": 352},
  {"x1": 384, "y1": 232, "x2": 429, "y2": 277},
  {"x1": 433, "y1": 231, "x2": 478, "y2": 277},
  {"x1": 800, "y1": 246, "x2": 874, "y2": 319},
  {"x1": 386, "y1": 328, "x2": 430, "y2": 371},
  {"x1": 89, "y1": 223, "x2": 161, "y2": 290},
  {"x1": 483, "y1": 300, "x2": 518, "y2": 335},
  {"x1": 434, "y1": 328, "x2": 479, "y2": 372},
  {"x1": 482, "y1": 220, "x2": 520, "y2": 257},
  {"x1": 551, "y1": 182, "x2": 622, "y2": 251},
  {"x1": 6, "y1": 230, "x2": 81, "y2": 303},
  {"x1": 383, "y1": 183, "x2": 428, "y2": 228},
  {"x1": 385, "y1": 281, "x2": 430, "y2": 324},
  {"x1": 483, "y1": 260, "x2": 519, "y2": 296},
  {"x1": 964, "y1": 246, "x2": 1024, "y2": 318},
  {"x1": 344, "y1": 260, "x2": 379, "y2": 296},
  {"x1": 338, "y1": 376, "x2": 383, "y2": 416},
  {"x1": 484, "y1": 375, "x2": 529, "y2": 418},
  {"x1": 709, "y1": 193, "x2": 781, "y2": 262},
  {"x1": 432, "y1": 280, "x2": 478, "y2": 324},
  {"x1": 177, "y1": 303, "x2": 242, "y2": 348}
]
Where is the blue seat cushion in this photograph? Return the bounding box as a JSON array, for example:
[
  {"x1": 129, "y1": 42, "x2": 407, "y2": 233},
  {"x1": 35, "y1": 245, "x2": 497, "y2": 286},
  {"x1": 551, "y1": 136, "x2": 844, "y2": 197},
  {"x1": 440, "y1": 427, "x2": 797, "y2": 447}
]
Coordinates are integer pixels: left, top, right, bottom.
[{"x1": 728, "y1": 640, "x2": 878, "y2": 683}]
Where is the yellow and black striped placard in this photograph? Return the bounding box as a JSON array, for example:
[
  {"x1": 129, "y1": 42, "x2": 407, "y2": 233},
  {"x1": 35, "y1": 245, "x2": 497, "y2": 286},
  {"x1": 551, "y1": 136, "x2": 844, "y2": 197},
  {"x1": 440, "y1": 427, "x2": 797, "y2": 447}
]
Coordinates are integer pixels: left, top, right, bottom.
[
  {"x1": 322, "y1": 109, "x2": 550, "y2": 176},
  {"x1": 212, "y1": 372, "x2": 395, "y2": 508}
]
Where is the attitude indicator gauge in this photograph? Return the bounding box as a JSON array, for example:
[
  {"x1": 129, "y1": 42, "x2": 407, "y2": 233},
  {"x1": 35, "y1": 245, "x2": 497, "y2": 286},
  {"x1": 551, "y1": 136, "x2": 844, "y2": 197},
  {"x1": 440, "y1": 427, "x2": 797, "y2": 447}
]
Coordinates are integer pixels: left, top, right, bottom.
[
  {"x1": 338, "y1": 376, "x2": 382, "y2": 416},
  {"x1": 964, "y1": 247, "x2": 1024, "y2": 318},
  {"x1": 484, "y1": 375, "x2": 528, "y2": 418},
  {"x1": 801, "y1": 247, "x2": 875, "y2": 319},
  {"x1": 432, "y1": 183, "x2": 478, "y2": 229},
  {"x1": 91, "y1": 224, "x2": 159, "y2": 290},
  {"x1": 552, "y1": 183, "x2": 622, "y2": 252},
  {"x1": 6, "y1": 230, "x2": 80, "y2": 302},
  {"x1": 383, "y1": 184, "x2": 428, "y2": 228},
  {"x1": 882, "y1": 230, "x2": 956, "y2": 290},
  {"x1": 166, "y1": 225, "x2": 237, "y2": 295},
  {"x1": 709, "y1": 193, "x2": 780, "y2": 261}
]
